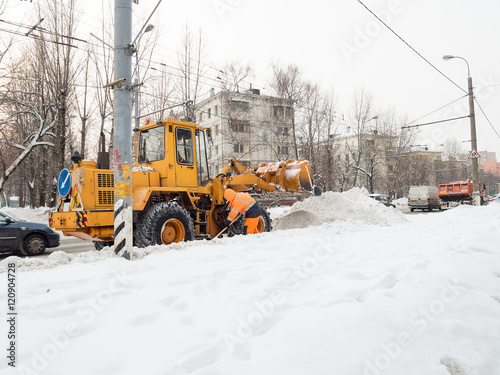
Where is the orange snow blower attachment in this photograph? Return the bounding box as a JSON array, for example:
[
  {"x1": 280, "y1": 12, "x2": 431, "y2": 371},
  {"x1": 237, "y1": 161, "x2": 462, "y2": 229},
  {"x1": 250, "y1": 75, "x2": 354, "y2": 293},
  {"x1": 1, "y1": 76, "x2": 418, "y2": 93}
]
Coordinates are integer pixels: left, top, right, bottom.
[
  {"x1": 221, "y1": 159, "x2": 313, "y2": 194},
  {"x1": 254, "y1": 160, "x2": 313, "y2": 193}
]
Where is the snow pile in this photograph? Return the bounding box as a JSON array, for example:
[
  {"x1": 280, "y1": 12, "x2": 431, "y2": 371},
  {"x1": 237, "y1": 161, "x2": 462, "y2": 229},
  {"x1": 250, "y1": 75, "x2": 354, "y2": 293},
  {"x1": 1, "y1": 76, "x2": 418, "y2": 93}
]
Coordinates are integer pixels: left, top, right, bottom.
[
  {"x1": 273, "y1": 187, "x2": 407, "y2": 231},
  {"x1": 392, "y1": 196, "x2": 409, "y2": 206},
  {"x1": 0, "y1": 206, "x2": 51, "y2": 224},
  {"x1": 0, "y1": 204, "x2": 499, "y2": 375}
]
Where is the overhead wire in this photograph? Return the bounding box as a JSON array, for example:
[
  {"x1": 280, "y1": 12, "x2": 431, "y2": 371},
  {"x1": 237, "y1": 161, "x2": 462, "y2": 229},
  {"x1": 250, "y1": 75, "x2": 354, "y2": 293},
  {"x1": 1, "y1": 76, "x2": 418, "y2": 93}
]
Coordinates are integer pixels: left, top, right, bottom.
[
  {"x1": 474, "y1": 98, "x2": 500, "y2": 140},
  {"x1": 356, "y1": 0, "x2": 466, "y2": 94}
]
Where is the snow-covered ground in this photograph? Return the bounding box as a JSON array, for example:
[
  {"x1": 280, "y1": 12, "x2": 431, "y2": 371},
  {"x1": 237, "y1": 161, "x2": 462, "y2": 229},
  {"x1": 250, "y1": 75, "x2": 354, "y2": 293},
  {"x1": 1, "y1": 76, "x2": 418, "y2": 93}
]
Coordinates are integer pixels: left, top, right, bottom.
[{"x1": 1, "y1": 189, "x2": 499, "y2": 375}]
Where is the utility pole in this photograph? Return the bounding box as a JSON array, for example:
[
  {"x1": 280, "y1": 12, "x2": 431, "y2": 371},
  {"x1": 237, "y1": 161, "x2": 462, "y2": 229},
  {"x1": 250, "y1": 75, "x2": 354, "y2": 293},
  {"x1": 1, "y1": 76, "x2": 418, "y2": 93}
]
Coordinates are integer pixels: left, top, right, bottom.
[
  {"x1": 467, "y1": 75, "x2": 481, "y2": 206},
  {"x1": 443, "y1": 55, "x2": 481, "y2": 206},
  {"x1": 113, "y1": 0, "x2": 133, "y2": 260}
]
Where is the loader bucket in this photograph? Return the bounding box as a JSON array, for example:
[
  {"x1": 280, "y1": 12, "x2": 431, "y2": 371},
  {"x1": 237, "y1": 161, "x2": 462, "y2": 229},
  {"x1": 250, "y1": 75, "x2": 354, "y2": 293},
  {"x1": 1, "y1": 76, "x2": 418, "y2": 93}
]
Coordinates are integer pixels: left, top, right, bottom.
[
  {"x1": 253, "y1": 159, "x2": 313, "y2": 193},
  {"x1": 281, "y1": 160, "x2": 313, "y2": 193}
]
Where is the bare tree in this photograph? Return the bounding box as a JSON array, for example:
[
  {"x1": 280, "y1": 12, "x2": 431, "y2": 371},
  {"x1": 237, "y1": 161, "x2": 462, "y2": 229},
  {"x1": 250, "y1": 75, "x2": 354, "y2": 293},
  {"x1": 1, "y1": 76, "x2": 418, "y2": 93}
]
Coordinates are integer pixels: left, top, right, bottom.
[
  {"x1": 75, "y1": 50, "x2": 94, "y2": 158},
  {"x1": 347, "y1": 88, "x2": 375, "y2": 188},
  {"x1": 176, "y1": 25, "x2": 207, "y2": 121},
  {"x1": 298, "y1": 82, "x2": 324, "y2": 174},
  {"x1": 269, "y1": 63, "x2": 304, "y2": 158},
  {"x1": 220, "y1": 60, "x2": 253, "y2": 92},
  {"x1": 33, "y1": 0, "x2": 78, "y2": 174},
  {"x1": 0, "y1": 87, "x2": 57, "y2": 198}
]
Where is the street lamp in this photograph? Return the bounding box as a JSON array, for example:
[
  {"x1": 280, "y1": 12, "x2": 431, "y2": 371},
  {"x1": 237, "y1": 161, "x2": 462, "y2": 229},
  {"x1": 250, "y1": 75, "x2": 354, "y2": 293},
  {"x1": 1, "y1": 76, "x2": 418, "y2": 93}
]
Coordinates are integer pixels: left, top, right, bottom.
[
  {"x1": 443, "y1": 55, "x2": 481, "y2": 205},
  {"x1": 134, "y1": 24, "x2": 154, "y2": 130}
]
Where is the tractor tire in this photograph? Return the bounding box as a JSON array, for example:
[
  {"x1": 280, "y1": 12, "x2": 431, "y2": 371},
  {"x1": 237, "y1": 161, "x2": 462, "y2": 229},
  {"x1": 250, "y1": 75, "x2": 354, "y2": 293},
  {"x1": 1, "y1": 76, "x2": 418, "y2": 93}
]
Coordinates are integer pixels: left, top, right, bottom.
[
  {"x1": 257, "y1": 203, "x2": 272, "y2": 233},
  {"x1": 135, "y1": 202, "x2": 195, "y2": 248},
  {"x1": 93, "y1": 241, "x2": 114, "y2": 251},
  {"x1": 22, "y1": 234, "x2": 47, "y2": 256},
  {"x1": 227, "y1": 216, "x2": 245, "y2": 237}
]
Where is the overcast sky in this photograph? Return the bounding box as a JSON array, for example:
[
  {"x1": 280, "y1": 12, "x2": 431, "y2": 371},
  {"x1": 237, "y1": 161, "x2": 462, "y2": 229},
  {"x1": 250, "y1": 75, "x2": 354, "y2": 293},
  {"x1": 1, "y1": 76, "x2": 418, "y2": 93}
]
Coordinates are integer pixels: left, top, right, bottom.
[{"x1": 8, "y1": 0, "x2": 500, "y2": 157}]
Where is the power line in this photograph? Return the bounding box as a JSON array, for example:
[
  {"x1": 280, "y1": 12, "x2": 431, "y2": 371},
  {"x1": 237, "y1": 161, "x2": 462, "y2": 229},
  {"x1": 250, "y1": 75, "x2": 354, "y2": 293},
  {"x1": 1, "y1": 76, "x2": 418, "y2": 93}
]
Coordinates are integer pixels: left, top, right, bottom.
[
  {"x1": 474, "y1": 98, "x2": 500, "y2": 140},
  {"x1": 402, "y1": 115, "x2": 471, "y2": 129},
  {"x1": 407, "y1": 94, "x2": 468, "y2": 125},
  {"x1": 356, "y1": 0, "x2": 467, "y2": 94}
]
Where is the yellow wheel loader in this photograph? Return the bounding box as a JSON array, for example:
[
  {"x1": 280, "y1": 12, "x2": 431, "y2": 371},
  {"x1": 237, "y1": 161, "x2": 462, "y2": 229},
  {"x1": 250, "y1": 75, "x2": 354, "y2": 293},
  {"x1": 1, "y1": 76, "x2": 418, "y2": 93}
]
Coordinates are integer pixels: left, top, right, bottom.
[{"x1": 49, "y1": 118, "x2": 315, "y2": 249}]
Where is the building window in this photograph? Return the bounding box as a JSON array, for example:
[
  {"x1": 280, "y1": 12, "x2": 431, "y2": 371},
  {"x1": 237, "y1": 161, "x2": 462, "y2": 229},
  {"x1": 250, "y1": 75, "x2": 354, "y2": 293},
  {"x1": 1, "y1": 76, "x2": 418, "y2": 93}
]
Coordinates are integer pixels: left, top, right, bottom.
[
  {"x1": 215, "y1": 125, "x2": 219, "y2": 136},
  {"x1": 215, "y1": 145, "x2": 218, "y2": 155},
  {"x1": 274, "y1": 105, "x2": 284, "y2": 117},
  {"x1": 234, "y1": 143, "x2": 244, "y2": 153},
  {"x1": 231, "y1": 100, "x2": 249, "y2": 112},
  {"x1": 208, "y1": 108, "x2": 211, "y2": 119},
  {"x1": 214, "y1": 105, "x2": 218, "y2": 116},
  {"x1": 285, "y1": 106, "x2": 293, "y2": 117},
  {"x1": 278, "y1": 146, "x2": 288, "y2": 155},
  {"x1": 278, "y1": 127, "x2": 289, "y2": 136},
  {"x1": 388, "y1": 165, "x2": 394, "y2": 171},
  {"x1": 230, "y1": 119, "x2": 250, "y2": 133},
  {"x1": 198, "y1": 112, "x2": 203, "y2": 122}
]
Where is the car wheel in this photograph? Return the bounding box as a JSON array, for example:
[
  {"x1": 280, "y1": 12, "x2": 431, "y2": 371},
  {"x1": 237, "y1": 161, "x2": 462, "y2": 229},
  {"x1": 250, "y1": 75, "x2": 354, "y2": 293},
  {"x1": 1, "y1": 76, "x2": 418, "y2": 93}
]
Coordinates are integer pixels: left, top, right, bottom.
[
  {"x1": 410, "y1": 208, "x2": 414, "y2": 212},
  {"x1": 23, "y1": 234, "x2": 47, "y2": 256}
]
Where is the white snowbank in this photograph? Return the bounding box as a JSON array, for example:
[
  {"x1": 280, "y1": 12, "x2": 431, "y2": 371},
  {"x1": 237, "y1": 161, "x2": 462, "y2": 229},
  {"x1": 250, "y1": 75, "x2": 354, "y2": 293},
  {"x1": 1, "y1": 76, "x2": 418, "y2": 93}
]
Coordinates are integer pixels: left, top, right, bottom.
[
  {"x1": 0, "y1": 203, "x2": 498, "y2": 375},
  {"x1": 1, "y1": 206, "x2": 51, "y2": 224},
  {"x1": 273, "y1": 187, "x2": 407, "y2": 230},
  {"x1": 392, "y1": 197, "x2": 409, "y2": 206}
]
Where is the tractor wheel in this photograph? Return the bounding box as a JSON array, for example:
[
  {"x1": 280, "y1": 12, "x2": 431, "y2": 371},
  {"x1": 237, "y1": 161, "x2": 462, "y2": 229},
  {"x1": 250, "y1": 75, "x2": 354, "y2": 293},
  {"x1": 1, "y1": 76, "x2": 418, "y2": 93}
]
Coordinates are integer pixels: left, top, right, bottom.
[
  {"x1": 227, "y1": 216, "x2": 245, "y2": 237},
  {"x1": 93, "y1": 241, "x2": 114, "y2": 251},
  {"x1": 135, "y1": 202, "x2": 195, "y2": 248},
  {"x1": 256, "y1": 203, "x2": 272, "y2": 233}
]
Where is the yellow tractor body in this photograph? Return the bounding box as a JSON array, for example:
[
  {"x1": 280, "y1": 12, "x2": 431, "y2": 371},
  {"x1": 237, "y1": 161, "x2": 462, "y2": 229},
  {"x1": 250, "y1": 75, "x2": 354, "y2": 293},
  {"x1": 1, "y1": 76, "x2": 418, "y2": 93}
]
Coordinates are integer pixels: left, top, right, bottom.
[{"x1": 49, "y1": 119, "x2": 314, "y2": 247}]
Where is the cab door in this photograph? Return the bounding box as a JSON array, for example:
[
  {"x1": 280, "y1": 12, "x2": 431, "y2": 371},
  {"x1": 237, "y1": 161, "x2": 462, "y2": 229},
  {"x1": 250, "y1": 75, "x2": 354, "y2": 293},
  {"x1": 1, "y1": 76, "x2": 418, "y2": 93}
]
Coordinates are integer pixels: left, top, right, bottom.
[{"x1": 175, "y1": 127, "x2": 197, "y2": 187}]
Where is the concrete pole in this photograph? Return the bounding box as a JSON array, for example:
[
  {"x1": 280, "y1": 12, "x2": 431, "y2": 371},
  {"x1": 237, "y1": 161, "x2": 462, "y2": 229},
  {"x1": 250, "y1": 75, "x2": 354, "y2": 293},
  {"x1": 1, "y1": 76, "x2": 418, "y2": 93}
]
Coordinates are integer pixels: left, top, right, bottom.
[
  {"x1": 113, "y1": 0, "x2": 133, "y2": 260},
  {"x1": 467, "y1": 76, "x2": 481, "y2": 206}
]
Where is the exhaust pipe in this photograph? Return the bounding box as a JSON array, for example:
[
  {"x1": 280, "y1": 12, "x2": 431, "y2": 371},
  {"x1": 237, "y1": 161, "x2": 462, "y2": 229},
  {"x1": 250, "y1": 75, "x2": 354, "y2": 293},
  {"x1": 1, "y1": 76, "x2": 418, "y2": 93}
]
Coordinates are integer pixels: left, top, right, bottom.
[{"x1": 96, "y1": 131, "x2": 110, "y2": 169}]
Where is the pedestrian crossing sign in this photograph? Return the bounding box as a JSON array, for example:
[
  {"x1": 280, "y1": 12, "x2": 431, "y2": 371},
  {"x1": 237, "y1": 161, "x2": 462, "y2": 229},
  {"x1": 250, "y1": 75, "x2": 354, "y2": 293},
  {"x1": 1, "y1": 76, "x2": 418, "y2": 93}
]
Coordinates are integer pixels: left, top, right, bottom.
[{"x1": 70, "y1": 184, "x2": 83, "y2": 211}]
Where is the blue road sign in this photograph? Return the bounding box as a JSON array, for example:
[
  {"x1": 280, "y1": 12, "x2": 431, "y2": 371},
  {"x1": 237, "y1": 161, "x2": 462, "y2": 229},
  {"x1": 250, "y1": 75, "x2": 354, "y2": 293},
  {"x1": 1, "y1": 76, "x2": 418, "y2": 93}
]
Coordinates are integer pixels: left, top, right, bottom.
[{"x1": 58, "y1": 169, "x2": 71, "y2": 197}]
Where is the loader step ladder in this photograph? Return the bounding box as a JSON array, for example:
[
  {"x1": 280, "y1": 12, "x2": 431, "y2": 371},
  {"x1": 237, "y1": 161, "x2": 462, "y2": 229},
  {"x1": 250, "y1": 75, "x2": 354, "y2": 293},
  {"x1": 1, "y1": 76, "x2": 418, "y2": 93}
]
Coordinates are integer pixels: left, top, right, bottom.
[{"x1": 194, "y1": 208, "x2": 210, "y2": 239}]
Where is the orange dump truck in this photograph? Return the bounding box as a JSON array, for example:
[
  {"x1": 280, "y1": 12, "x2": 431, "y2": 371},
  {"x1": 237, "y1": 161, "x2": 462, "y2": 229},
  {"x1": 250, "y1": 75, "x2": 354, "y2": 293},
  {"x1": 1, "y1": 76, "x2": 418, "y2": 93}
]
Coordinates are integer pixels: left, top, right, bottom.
[{"x1": 438, "y1": 179, "x2": 485, "y2": 208}]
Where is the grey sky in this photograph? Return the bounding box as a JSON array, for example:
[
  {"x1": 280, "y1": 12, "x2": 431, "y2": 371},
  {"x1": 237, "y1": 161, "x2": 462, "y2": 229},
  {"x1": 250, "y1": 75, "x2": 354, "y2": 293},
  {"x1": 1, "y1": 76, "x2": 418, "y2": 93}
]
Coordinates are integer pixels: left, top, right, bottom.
[{"x1": 9, "y1": 0, "x2": 500, "y2": 156}]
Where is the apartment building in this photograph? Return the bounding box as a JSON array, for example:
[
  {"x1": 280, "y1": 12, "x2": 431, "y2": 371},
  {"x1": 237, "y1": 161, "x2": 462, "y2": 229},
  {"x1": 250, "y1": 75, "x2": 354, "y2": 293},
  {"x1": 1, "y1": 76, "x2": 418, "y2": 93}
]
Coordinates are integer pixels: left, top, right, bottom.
[{"x1": 196, "y1": 89, "x2": 294, "y2": 176}]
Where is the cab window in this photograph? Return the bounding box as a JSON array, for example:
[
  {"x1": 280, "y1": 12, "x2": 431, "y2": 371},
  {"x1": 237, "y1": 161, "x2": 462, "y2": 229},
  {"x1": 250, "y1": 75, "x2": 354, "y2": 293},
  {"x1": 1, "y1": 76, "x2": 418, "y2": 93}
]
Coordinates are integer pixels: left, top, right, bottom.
[
  {"x1": 195, "y1": 129, "x2": 210, "y2": 186},
  {"x1": 138, "y1": 126, "x2": 164, "y2": 163},
  {"x1": 176, "y1": 128, "x2": 194, "y2": 165}
]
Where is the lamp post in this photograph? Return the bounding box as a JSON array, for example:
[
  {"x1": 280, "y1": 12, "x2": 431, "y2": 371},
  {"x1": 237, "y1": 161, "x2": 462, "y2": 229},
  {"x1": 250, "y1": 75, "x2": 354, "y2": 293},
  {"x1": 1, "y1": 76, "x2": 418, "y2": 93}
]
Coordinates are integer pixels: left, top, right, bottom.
[
  {"x1": 443, "y1": 55, "x2": 481, "y2": 205},
  {"x1": 134, "y1": 24, "x2": 154, "y2": 130}
]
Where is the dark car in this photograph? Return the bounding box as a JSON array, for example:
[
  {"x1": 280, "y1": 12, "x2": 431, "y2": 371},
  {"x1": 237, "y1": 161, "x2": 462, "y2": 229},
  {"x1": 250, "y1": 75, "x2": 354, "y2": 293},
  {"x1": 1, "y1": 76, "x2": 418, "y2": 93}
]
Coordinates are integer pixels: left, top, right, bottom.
[
  {"x1": 369, "y1": 194, "x2": 396, "y2": 208},
  {"x1": 0, "y1": 211, "x2": 60, "y2": 255}
]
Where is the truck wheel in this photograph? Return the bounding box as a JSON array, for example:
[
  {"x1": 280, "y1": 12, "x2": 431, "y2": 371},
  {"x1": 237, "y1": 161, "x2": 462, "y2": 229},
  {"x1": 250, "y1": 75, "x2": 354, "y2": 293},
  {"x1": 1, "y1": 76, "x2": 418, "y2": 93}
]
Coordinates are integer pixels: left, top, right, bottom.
[
  {"x1": 135, "y1": 202, "x2": 195, "y2": 248},
  {"x1": 93, "y1": 241, "x2": 114, "y2": 251},
  {"x1": 23, "y1": 234, "x2": 47, "y2": 256}
]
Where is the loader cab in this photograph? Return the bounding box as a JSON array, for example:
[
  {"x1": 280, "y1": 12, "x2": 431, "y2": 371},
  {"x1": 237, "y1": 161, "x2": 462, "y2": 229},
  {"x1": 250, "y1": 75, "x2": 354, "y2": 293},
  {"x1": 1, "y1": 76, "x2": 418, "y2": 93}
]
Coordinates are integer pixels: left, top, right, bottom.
[{"x1": 136, "y1": 119, "x2": 210, "y2": 187}]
